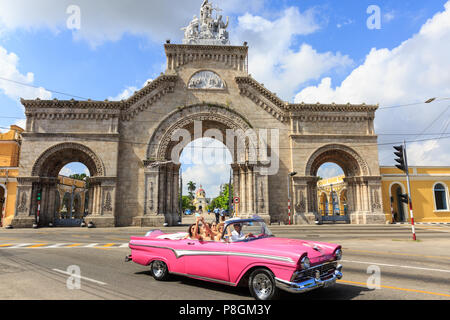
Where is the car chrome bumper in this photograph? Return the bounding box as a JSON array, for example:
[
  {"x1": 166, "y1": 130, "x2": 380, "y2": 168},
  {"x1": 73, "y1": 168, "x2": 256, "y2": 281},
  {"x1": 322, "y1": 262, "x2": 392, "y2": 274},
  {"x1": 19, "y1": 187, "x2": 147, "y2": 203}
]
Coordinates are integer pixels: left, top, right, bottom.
[{"x1": 275, "y1": 264, "x2": 343, "y2": 294}]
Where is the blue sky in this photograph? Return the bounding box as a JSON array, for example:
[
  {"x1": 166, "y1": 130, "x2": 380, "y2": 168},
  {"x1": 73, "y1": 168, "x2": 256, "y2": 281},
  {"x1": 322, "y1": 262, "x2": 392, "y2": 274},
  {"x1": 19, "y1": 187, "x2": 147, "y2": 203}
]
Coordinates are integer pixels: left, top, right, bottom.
[{"x1": 1, "y1": 0, "x2": 449, "y2": 197}]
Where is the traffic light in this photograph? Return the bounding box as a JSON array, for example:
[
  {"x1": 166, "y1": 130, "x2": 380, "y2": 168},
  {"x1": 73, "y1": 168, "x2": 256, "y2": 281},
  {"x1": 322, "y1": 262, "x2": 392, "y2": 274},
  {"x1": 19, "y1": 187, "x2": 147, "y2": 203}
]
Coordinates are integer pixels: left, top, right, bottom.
[
  {"x1": 393, "y1": 145, "x2": 407, "y2": 173},
  {"x1": 399, "y1": 193, "x2": 409, "y2": 204},
  {"x1": 37, "y1": 189, "x2": 42, "y2": 201}
]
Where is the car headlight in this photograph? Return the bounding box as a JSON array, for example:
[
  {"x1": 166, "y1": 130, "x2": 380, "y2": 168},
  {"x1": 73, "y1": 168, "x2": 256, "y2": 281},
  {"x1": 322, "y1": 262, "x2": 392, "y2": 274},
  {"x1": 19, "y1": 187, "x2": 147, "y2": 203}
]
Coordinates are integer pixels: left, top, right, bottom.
[
  {"x1": 335, "y1": 249, "x2": 342, "y2": 261},
  {"x1": 300, "y1": 256, "x2": 310, "y2": 269}
]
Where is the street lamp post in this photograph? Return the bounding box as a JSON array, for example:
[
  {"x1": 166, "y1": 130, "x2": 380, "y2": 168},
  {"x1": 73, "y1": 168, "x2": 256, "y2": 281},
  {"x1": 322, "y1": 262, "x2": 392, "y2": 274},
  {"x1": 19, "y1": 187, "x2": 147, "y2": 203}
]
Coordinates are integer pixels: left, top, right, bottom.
[
  {"x1": 287, "y1": 172, "x2": 297, "y2": 225},
  {"x1": 425, "y1": 97, "x2": 450, "y2": 104}
]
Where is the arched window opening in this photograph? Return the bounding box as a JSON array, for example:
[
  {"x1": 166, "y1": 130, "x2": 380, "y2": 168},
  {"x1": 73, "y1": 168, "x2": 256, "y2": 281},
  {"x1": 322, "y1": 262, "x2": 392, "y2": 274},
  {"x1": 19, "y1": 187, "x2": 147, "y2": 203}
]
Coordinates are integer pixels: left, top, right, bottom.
[{"x1": 434, "y1": 183, "x2": 448, "y2": 211}]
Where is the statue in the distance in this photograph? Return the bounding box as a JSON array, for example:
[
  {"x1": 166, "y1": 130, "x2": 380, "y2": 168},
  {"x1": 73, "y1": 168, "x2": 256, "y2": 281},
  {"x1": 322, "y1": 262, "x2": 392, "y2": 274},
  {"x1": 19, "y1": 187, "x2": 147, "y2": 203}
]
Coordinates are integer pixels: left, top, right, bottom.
[{"x1": 182, "y1": 0, "x2": 230, "y2": 45}]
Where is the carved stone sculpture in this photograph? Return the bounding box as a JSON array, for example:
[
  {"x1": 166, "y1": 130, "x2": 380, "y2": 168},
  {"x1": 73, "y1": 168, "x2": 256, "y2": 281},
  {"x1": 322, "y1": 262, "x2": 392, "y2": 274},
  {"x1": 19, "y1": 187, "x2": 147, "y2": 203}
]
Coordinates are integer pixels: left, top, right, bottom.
[{"x1": 182, "y1": 0, "x2": 230, "y2": 45}]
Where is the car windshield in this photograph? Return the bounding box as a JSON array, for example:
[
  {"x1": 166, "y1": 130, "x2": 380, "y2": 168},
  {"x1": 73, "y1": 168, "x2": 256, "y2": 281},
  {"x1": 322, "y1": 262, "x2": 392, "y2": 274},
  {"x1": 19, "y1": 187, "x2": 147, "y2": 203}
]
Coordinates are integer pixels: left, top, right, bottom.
[{"x1": 224, "y1": 220, "x2": 273, "y2": 242}]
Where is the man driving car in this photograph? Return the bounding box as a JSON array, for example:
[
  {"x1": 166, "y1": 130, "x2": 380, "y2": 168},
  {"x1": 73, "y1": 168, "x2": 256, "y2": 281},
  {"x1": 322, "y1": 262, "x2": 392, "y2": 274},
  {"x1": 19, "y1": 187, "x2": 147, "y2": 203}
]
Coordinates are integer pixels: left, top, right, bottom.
[{"x1": 230, "y1": 223, "x2": 254, "y2": 241}]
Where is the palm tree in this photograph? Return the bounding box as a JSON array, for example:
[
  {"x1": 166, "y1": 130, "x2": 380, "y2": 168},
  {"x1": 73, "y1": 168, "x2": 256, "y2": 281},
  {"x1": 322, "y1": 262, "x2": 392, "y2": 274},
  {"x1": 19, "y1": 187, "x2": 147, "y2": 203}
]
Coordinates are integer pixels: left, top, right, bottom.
[{"x1": 187, "y1": 181, "x2": 196, "y2": 200}]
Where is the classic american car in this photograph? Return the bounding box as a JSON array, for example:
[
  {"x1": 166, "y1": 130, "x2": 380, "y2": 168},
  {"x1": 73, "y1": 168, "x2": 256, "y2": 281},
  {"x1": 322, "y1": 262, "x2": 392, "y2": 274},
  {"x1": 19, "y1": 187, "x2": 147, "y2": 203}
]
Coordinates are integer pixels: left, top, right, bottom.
[{"x1": 126, "y1": 216, "x2": 343, "y2": 300}]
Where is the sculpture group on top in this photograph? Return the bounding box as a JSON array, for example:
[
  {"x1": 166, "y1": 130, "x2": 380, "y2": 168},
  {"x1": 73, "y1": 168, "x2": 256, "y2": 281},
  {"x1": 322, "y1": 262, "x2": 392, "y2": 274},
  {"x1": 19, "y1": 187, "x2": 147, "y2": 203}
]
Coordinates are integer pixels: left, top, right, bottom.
[{"x1": 182, "y1": 0, "x2": 230, "y2": 45}]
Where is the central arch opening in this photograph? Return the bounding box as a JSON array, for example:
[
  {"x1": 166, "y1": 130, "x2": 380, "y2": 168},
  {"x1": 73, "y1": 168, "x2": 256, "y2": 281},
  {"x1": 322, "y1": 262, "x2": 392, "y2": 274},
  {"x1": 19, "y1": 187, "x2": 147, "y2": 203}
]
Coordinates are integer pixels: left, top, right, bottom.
[
  {"x1": 30, "y1": 143, "x2": 105, "y2": 227},
  {"x1": 57, "y1": 162, "x2": 90, "y2": 223},
  {"x1": 179, "y1": 137, "x2": 233, "y2": 222},
  {"x1": 306, "y1": 145, "x2": 368, "y2": 224},
  {"x1": 317, "y1": 163, "x2": 346, "y2": 219}
]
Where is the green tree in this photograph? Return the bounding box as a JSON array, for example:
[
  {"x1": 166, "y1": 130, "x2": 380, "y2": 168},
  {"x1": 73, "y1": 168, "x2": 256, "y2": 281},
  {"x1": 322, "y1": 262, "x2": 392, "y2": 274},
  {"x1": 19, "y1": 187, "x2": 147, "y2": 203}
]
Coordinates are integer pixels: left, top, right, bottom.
[
  {"x1": 181, "y1": 196, "x2": 195, "y2": 211},
  {"x1": 210, "y1": 184, "x2": 232, "y2": 212},
  {"x1": 69, "y1": 173, "x2": 90, "y2": 188},
  {"x1": 187, "y1": 181, "x2": 196, "y2": 200}
]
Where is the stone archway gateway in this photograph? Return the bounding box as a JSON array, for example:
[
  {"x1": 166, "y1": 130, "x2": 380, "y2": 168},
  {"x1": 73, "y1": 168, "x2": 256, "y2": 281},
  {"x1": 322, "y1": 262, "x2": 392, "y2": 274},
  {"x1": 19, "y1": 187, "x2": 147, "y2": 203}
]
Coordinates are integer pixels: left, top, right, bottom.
[{"x1": 11, "y1": 1, "x2": 385, "y2": 227}]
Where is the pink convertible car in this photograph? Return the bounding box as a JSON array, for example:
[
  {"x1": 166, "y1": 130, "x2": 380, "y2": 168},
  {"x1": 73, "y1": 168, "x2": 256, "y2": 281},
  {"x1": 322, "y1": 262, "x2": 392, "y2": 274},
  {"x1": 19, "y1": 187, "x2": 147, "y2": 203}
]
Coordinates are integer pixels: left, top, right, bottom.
[{"x1": 126, "y1": 216, "x2": 343, "y2": 300}]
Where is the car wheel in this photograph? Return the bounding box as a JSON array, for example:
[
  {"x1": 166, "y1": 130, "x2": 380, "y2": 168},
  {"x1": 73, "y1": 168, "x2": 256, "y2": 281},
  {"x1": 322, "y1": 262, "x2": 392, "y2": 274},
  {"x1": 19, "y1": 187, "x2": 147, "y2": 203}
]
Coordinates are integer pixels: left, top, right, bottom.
[
  {"x1": 151, "y1": 260, "x2": 170, "y2": 281},
  {"x1": 248, "y1": 268, "x2": 280, "y2": 300}
]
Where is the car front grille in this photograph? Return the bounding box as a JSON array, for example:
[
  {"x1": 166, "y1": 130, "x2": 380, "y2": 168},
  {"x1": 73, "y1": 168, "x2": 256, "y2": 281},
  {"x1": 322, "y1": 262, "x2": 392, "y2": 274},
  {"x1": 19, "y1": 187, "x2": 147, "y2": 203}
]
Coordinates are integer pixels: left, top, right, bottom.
[{"x1": 293, "y1": 261, "x2": 337, "y2": 282}]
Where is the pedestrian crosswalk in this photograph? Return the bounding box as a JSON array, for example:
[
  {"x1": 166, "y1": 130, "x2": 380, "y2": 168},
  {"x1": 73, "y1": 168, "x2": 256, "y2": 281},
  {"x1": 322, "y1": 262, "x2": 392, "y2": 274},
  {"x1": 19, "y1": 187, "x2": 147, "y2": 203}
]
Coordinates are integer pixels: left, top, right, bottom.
[{"x1": 0, "y1": 243, "x2": 130, "y2": 249}]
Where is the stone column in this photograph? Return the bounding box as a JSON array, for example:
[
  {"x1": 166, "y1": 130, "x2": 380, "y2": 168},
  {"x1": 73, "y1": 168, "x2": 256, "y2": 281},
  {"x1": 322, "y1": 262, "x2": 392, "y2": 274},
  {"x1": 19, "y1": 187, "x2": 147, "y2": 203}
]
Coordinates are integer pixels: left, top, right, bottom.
[
  {"x1": 239, "y1": 164, "x2": 247, "y2": 215},
  {"x1": 254, "y1": 167, "x2": 269, "y2": 222},
  {"x1": 171, "y1": 164, "x2": 181, "y2": 225},
  {"x1": 133, "y1": 161, "x2": 165, "y2": 227},
  {"x1": 11, "y1": 177, "x2": 40, "y2": 228},
  {"x1": 247, "y1": 165, "x2": 255, "y2": 214},
  {"x1": 231, "y1": 163, "x2": 240, "y2": 215},
  {"x1": 293, "y1": 176, "x2": 319, "y2": 225},
  {"x1": 84, "y1": 177, "x2": 116, "y2": 228}
]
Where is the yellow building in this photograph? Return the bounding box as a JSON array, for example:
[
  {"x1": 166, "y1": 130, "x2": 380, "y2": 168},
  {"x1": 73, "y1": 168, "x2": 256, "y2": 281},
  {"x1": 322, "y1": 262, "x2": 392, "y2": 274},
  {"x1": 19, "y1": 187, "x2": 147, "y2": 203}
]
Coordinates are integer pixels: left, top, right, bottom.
[
  {"x1": 317, "y1": 167, "x2": 450, "y2": 224},
  {"x1": 317, "y1": 175, "x2": 348, "y2": 222},
  {"x1": 380, "y1": 166, "x2": 450, "y2": 223},
  {"x1": 192, "y1": 186, "x2": 209, "y2": 213},
  {"x1": 0, "y1": 125, "x2": 24, "y2": 227}
]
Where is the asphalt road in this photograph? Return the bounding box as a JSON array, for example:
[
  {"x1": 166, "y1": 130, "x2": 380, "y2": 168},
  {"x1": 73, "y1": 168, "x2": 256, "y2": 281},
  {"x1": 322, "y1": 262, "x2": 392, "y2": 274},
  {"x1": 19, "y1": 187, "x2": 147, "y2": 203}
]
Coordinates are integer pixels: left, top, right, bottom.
[{"x1": 1, "y1": 224, "x2": 449, "y2": 300}]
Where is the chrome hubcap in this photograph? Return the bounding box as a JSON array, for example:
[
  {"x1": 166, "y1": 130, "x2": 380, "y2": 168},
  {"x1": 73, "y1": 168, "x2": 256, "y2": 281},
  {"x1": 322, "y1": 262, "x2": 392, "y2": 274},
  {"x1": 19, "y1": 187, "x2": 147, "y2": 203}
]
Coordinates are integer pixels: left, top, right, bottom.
[
  {"x1": 152, "y1": 261, "x2": 165, "y2": 278},
  {"x1": 252, "y1": 274, "x2": 273, "y2": 300}
]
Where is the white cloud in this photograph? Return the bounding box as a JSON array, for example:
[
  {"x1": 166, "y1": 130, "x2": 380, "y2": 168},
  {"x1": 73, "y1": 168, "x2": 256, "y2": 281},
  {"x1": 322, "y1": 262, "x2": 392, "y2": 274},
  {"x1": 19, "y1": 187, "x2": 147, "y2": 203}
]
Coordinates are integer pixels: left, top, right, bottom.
[
  {"x1": 384, "y1": 11, "x2": 395, "y2": 23},
  {"x1": 0, "y1": 0, "x2": 264, "y2": 47},
  {"x1": 295, "y1": 1, "x2": 450, "y2": 166},
  {"x1": 233, "y1": 7, "x2": 353, "y2": 100},
  {"x1": 0, "y1": 46, "x2": 52, "y2": 101},
  {"x1": 59, "y1": 167, "x2": 73, "y2": 177},
  {"x1": 317, "y1": 164, "x2": 344, "y2": 179}
]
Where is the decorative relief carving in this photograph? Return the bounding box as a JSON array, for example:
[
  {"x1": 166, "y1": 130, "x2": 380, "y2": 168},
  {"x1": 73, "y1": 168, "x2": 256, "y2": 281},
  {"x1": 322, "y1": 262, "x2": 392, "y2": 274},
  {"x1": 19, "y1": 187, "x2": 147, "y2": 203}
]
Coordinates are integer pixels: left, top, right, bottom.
[
  {"x1": 17, "y1": 191, "x2": 27, "y2": 213},
  {"x1": 188, "y1": 71, "x2": 226, "y2": 90},
  {"x1": 148, "y1": 182, "x2": 154, "y2": 212},
  {"x1": 295, "y1": 190, "x2": 306, "y2": 213},
  {"x1": 372, "y1": 189, "x2": 381, "y2": 210},
  {"x1": 103, "y1": 191, "x2": 113, "y2": 212}
]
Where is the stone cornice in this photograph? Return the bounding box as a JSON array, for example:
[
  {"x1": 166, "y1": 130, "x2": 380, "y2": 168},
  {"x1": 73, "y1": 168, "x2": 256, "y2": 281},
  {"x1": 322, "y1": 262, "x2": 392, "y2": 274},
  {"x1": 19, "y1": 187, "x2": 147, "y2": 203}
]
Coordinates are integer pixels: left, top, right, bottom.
[
  {"x1": 21, "y1": 132, "x2": 120, "y2": 140},
  {"x1": 120, "y1": 75, "x2": 178, "y2": 108},
  {"x1": 287, "y1": 102, "x2": 379, "y2": 113},
  {"x1": 165, "y1": 43, "x2": 248, "y2": 54},
  {"x1": 290, "y1": 114, "x2": 375, "y2": 122},
  {"x1": 21, "y1": 98, "x2": 123, "y2": 110},
  {"x1": 165, "y1": 44, "x2": 248, "y2": 72},
  {"x1": 235, "y1": 76, "x2": 288, "y2": 122},
  {"x1": 21, "y1": 74, "x2": 179, "y2": 122},
  {"x1": 289, "y1": 134, "x2": 378, "y2": 140}
]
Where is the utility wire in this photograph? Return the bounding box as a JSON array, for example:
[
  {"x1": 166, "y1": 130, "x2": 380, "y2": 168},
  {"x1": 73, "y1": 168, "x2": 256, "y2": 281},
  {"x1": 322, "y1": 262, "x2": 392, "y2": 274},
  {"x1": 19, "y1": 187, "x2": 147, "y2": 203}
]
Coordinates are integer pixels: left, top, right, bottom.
[{"x1": 0, "y1": 76, "x2": 89, "y2": 100}]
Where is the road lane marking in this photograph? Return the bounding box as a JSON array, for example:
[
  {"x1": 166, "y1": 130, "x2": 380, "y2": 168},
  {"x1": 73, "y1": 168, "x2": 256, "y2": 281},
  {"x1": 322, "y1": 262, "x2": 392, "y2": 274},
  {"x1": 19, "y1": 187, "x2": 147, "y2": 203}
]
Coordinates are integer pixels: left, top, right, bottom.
[
  {"x1": 8, "y1": 243, "x2": 32, "y2": 248},
  {"x1": 0, "y1": 243, "x2": 130, "y2": 249},
  {"x1": 342, "y1": 259, "x2": 450, "y2": 273},
  {"x1": 344, "y1": 249, "x2": 450, "y2": 261},
  {"x1": 28, "y1": 244, "x2": 48, "y2": 248},
  {"x1": 52, "y1": 269, "x2": 107, "y2": 286},
  {"x1": 46, "y1": 243, "x2": 70, "y2": 248},
  {"x1": 84, "y1": 243, "x2": 100, "y2": 248},
  {"x1": 337, "y1": 280, "x2": 450, "y2": 298}
]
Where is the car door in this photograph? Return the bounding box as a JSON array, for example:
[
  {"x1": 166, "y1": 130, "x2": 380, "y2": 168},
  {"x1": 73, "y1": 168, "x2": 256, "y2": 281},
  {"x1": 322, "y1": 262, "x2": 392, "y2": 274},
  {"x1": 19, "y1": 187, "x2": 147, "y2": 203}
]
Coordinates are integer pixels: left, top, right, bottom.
[{"x1": 183, "y1": 240, "x2": 230, "y2": 283}]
